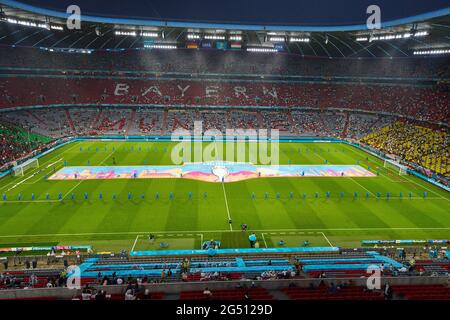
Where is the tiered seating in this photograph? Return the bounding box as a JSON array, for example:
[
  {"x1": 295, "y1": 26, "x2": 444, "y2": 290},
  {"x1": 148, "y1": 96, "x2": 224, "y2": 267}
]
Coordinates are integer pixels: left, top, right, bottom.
[
  {"x1": 297, "y1": 251, "x2": 402, "y2": 277},
  {"x1": 108, "y1": 292, "x2": 164, "y2": 300},
  {"x1": 1, "y1": 107, "x2": 393, "y2": 143},
  {"x1": 283, "y1": 286, "x2": 384, "y2": 300},
  {"x1": 94, "y1": 109, "x2": 132, "y2": 135},
  {"x1": 391, "y1": 285, "x2": 450, "y2": 300},
  {"x1": 1, "y1": 46, "x2": 448, "y2": 79},
  {"x1": 0, "y1": 121, "x2": 51, "y2": 166},
  {"x1": 413, "y1": 259, "x2": 450, "y2": 275},
  {"x1": 362, "y1": 121, "x2": 450, "y2": 177},
  {"x1": 347, "y1": 113, "x2": 396, "y2": 139},
  {"x1": 0, "y1": 269, "x2": 64, "y2": 289},
  {"x1": 1, "y1": 77, "x2": 448, "y2": 122},
  {"x1": 82, "y1": 257, "x2": 184, "y2": 279},
  {"x1": 128, "y1": 109, "x2": 164, "y2": 135},
  {"x1": 290, "y1": 111, "x2": 346, "y2": 137},
  {"x1": 179, "y1": 288, "x2": 272, "y2": 300},
  {"x1": 80, "y1": 255, "x2": 294, "y2": 279},
  {"x1": 71, "y1": 109, "x2": 101, "y2": 136}
]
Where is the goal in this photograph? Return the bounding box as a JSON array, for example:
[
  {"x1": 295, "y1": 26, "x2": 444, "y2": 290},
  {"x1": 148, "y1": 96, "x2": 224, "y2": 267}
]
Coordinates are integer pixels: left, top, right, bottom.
[
  {"x1": 383, "y1": 159, "x2": 408, "y2": 176},
  {"x1": 12, "y1": 158, "x2": 39, "y2": 177}
]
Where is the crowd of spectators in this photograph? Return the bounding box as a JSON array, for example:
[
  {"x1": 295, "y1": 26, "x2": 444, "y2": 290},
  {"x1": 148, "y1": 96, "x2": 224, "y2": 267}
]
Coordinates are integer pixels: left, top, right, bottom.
[
  {"x1": 0, "y1": 122, "x2": 48, "y2": 167},
  {"x1": 0, "y1": 270, "x2": 67, "y2": 290},
  {"x1": 361, "y1": 121, "x2": 449, "y2": 178},
  {"x1": 0, "y1": 47, "x2": 449, "y2": 79},
  {"x1": 1, "y1": 107, "x2": 392, "y2": 140},
  {"x1": 1, "y1": 77, "x2": 448, "y2": 122}
]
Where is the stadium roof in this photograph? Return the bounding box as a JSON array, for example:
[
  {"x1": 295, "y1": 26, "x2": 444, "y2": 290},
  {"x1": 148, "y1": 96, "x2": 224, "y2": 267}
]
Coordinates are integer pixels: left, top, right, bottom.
[
  {"x1": 0, "y1": 0, "x2": 449, "y2": 57},
  {"x1": 2, "y1": 0, "x2": 450, "y2": 30}
]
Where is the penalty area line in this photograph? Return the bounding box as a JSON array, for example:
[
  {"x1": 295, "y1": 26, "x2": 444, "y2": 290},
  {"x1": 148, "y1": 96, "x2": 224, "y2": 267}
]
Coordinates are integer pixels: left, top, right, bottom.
[
  {"x1": 261, "y1": 233, "x2": 269, "y2": 248},
  {"x1": 131, "y1": 235, "x2": 141, "y2": 252},
  {"x1": 0, "y1": 142, "x2": 81, "y2": 193}
]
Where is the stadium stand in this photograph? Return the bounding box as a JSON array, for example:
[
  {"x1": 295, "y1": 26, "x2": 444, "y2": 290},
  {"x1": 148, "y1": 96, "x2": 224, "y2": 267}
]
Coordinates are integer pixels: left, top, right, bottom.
[
  {"x1": 282, "y1": 285, "x2": 385, "y2": 300},
  {"x1": 361, "y1": 121, "x2": 450, "y2": 177},
  {"x1": 0, "y1": 47, "x2": 449, "y2": 79},
  {"x1": 1, "y1": 247, "x2": 449, "y2": 300},
  {"x1": 0, "y1": 77, "x2": 448, "y2": 122},
  {"x1": 0, "y1": 122, "x2": 50, "y2": 166}
]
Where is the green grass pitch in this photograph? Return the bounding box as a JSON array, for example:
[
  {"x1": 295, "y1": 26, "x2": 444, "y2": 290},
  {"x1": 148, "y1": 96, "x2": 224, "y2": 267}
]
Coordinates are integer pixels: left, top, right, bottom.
[{"x1": 0, "y1": 140, "x2": 448, "y2": 253}]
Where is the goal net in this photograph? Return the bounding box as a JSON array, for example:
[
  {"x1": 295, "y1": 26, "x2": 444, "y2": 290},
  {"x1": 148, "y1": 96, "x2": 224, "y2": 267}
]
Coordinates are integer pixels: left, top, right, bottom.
[
  {"x1": 384, "y1": 159, "x2": 408, "y2": 175},
  {"x1": 12, "y1": 158, "x2": 39, "y2": 177}
]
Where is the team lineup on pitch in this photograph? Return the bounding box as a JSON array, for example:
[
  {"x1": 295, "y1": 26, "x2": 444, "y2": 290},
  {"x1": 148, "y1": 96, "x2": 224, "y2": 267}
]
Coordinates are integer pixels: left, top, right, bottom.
[{"x1": 0, "y1": 140, "x2": 449, "y2": 253}]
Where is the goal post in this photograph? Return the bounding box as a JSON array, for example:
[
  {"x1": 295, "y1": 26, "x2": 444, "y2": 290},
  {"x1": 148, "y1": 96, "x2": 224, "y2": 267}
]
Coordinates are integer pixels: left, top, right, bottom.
[
  {"x1": 12, "y1": 158, "x2": 39, "y2": 177},
  {"x1": 383, "y1": 158, "x2": 408, "y2": 176}
]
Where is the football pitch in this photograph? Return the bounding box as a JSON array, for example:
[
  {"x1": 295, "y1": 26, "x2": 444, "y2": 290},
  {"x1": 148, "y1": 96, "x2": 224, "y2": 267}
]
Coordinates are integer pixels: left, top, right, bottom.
[{"x1": 0, "y1": 140, "x2": 449, "y2": 253}]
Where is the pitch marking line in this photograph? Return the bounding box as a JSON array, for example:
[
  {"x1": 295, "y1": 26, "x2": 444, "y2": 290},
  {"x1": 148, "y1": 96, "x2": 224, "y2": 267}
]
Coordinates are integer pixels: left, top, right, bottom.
[
  {"x1": 261, "y1": 233, "x2": 269, "y2": 248},
  {"x1": 63, "y1": 149, "x2": 116, "y2": 198},
  {"x1": 320, "y1": 232, "x2": 334, "y2": 247},
  {"x1": 340, "y1": 144, "x2": 400, "y2": 184},
  {"x1": 1, "y1": 227, "x2": 450, "y2": 239},
  {"x1": 402, "y1": 174, "x2": 449, "y2": 202},
  {"x1": 341, "y1": 144, "x2": 449, "y2": 201},
  {"x1": 312, "y1": 149, "x2": 376, "y2": 196},
  {"x1": 6, "y1": 172, "x2": 40, "y2": 192},
  {"x1": 261, "y1": 231, "x2": 333, "y2": 248},
  {"x1": 346, "y1": 177, "x2": 376, "y2": 196},
  {"x1": 131, "y1": 235, "x2": 141, "y2": 251},
  {"x1": 24, "y1": 158, "x2": 64, "y2": 185},
  {"x1": 0, "y1": 142, "x2": 81, "y2": 193},
  {"x1": 7, "y1": 158, "x2": 64, "y2": 191},
  {"x1": 213, "y1": 139, "x2": 233, "y2": 231},
  {"x1": 130, "y1": 234, "x2": 203, "y2": 251},
  {"x1": 222, "y1": 183, "x2": 233, "y2": 231},
  {"x1": 199, "y1": 233, "x2": 204, "y2": 249}
]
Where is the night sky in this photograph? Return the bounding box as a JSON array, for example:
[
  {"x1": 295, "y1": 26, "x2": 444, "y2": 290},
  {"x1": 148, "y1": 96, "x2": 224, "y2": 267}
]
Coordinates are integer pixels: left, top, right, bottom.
[{"x1": 7, "y1": 0, "x2": 450, "y2": 25}]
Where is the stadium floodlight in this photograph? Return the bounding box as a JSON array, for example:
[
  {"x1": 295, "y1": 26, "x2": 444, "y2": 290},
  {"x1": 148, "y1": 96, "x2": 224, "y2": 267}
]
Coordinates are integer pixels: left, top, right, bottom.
[
  {"x1": 187, "y1": 33, "x2": 200, "y2": 39},
  {"x1": 229, "y1": 35, "x2": 242, "y2": 41},
  {"x1": 414, "y1": 31, "x2": 428, "y2": 37},
  {"x1": 204, "y1": 35, "x2": 226, "y2": 40},
  {"x1": 413, "y1": 49, "x2": 450, "y2": 55},
  {"x1": 16, "y1": 20, "x2": 36, "y2": 27},
  {"x1": 38, "y1": 23, "x2": 50, "y2": 30},
  {"x1": 115, "y1": 30, "x2": 137, "y2": 36},
  {"x1": 5, "y1": 17, "x2": 59, "y2": 31},
  {"x1": 50, "y1": 25, "x2": 64, "y2": 31},
  {"x1": 144, "y1": 44, "x2": 177, "y2": 49},
  {"x1": 289, "y1": 37, "x2": 310, "y2": 42},
  {"x1": 141, "y1": 32, "x2": 159, "y2": 37},
  {"x1": 269, "y1": 36, "x2": 285, "y2": 42},
  {"x1": 246, "y1": 47, "x2": 278, "y2": 53},
  {"x1": 357, "y1": 30, "x2": 428, "y2": 42}
]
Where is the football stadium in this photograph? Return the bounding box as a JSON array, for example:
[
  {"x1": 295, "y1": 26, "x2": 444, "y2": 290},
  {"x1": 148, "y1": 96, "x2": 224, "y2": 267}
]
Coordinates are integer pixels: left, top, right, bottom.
[{"x1": 0, "y1": 0, "x2": 449, "y2": 305}]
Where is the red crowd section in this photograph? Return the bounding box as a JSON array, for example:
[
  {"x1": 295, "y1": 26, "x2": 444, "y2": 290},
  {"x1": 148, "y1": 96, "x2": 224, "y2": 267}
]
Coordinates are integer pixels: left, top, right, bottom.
[{"x1": 1, "y1": 78, "x2": 448, "y2": 122}]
